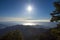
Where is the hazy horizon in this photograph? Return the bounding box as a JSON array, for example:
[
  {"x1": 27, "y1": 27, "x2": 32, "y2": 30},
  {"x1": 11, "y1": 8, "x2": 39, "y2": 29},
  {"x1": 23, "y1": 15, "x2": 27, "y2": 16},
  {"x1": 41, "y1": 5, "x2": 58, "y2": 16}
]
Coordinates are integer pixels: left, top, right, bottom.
[{"x1": 0, "y1": 0, "x2": 55, "y2": 22}]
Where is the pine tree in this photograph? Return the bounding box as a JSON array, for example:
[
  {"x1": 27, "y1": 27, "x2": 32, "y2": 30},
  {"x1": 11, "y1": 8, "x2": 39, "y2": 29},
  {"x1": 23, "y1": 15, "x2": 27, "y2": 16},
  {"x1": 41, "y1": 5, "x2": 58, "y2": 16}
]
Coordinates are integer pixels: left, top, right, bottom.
[
  {"x1": 50, "y1": 1, "x2": 60, "y2": 40},
  {"x1": 50, "y1": 1, "x2": 60, "y2": 22}
]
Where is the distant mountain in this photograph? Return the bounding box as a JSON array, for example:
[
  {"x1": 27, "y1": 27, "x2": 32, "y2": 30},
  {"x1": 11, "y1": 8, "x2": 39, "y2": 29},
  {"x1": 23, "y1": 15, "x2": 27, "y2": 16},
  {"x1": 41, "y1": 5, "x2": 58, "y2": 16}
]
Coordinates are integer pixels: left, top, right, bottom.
[
  {"x1": 0, "y1": 25, "x2": 48, "y2": 40},
  {"x1": 0, "y1": 22, "x2": 57, "y2": 40},
  {"x1": 32, "y1": 25, "x2": 51, "y2": 29},
  {"x1": 0, "y1": 22, "x2": 57, "y2": 27},
  {"x1": 37, "y1": 22, "x2": 57, "y2": 27},
  {"x1": 0, "y1": 22, "x2": 19, "y2": 26},
  {"x1": 0, "y1": 24, "x2": 7, "y2": 29}
]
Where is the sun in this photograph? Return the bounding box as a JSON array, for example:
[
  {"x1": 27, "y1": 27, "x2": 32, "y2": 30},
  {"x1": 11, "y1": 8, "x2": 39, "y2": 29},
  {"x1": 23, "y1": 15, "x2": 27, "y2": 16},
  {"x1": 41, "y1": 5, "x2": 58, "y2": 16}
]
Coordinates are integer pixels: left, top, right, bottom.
[
  {"x1": 23, "y1": 23, "x2": 36, "y2": 26},
  {"x1": 27, "y1": 5, "x2": 32, "y2": 12}
]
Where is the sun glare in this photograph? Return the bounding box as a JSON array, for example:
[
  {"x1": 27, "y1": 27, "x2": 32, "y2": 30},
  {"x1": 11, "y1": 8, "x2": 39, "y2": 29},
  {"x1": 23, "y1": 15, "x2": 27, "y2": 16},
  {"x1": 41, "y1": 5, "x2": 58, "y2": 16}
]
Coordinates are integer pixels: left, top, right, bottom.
[
  {"x1": 27, "y1": 5, "x2": 32, "y2": 12},
  {"x1": 23, "y1": 23, "x2": 36, "y2": 25}
]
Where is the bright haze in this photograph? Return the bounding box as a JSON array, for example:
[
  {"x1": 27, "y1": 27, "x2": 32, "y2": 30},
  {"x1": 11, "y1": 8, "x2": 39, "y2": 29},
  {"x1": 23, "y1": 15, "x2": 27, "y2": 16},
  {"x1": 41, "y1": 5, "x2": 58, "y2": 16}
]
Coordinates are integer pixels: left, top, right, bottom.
[{"x1": 0, "y1": 0, "x2": 56, "y2": 25}]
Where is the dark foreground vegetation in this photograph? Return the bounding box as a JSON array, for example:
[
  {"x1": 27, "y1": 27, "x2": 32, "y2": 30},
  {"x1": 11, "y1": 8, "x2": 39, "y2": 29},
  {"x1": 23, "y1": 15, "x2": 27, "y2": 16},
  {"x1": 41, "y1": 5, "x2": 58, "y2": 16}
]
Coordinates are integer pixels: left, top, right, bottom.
[{"x1": 0, "y1": 24, "x2": 60, "y2": 40}]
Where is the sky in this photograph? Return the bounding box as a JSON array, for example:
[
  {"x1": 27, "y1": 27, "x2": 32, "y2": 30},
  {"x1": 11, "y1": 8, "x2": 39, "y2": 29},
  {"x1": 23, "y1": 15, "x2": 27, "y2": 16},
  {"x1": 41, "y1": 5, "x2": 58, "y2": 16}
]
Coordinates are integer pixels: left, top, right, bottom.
[{"x1": 0, "y1": 0, "x2": 56, "y2": 22}]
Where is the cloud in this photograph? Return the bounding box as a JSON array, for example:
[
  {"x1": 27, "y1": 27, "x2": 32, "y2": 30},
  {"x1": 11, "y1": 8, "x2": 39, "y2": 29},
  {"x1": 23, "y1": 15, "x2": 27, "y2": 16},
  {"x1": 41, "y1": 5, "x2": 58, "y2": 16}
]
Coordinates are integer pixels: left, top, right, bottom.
[{"x1": 0, "y1": 17, "x2": 50, "y2": 22}]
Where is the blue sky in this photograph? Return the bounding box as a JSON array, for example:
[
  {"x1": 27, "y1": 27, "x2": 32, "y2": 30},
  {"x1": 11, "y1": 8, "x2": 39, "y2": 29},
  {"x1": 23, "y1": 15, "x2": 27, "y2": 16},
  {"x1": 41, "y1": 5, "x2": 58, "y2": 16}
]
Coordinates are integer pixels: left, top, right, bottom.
[{"x1": 0, "y1": 0, "x2": 56, "y2": 22}]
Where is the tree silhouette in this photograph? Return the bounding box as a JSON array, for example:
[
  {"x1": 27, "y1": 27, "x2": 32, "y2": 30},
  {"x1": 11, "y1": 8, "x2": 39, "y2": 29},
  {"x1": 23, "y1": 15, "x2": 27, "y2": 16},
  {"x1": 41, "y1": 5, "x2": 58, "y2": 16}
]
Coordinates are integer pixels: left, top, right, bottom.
[
  {"x1": 50, "y1": 1, "x2": 60, "y2": 40},
  {"x1": 50, "y1": 1, "x2": 60, "y2": 22}
]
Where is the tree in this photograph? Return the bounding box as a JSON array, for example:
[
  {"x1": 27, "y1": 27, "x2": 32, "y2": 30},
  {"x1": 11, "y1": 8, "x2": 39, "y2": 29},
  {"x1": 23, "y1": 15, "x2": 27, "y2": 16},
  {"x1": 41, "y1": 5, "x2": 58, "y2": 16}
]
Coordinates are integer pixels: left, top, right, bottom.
[
  {"x1": 50, "y1": 1, "x2": 60, "y2": 40},
  {"x1": 50, "y1": 1, "x2": 60, "y2": 22},
  {"x1": 0, "y1": 30, "x2": 23, "y2": 40}
]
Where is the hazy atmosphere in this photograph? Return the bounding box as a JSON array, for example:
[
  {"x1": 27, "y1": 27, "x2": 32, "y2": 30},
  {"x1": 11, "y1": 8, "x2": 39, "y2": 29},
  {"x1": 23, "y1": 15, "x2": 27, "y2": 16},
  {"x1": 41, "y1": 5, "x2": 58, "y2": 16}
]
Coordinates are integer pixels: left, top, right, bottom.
[
  {"x1": 0, "y1": 0, "x2": 60, "y2": 40},
  {"x1": 0, "y1": 0, "x2": 55, "y2": 22}
]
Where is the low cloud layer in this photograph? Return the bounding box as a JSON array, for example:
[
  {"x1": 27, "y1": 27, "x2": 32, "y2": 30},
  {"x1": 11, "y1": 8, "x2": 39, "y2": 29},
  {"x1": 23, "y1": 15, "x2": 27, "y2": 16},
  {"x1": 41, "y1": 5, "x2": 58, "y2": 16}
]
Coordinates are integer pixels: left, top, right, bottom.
[{"x1": 0, "y1": 17, "x2": 50, "y2": 22}]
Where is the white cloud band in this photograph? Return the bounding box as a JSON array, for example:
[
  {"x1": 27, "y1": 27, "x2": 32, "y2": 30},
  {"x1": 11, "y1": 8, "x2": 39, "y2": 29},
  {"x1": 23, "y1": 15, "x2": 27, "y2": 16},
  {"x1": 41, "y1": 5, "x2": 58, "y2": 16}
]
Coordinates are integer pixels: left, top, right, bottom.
[{"x1": 0, "y1": 17, "x2": 50, "y2": 22}]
